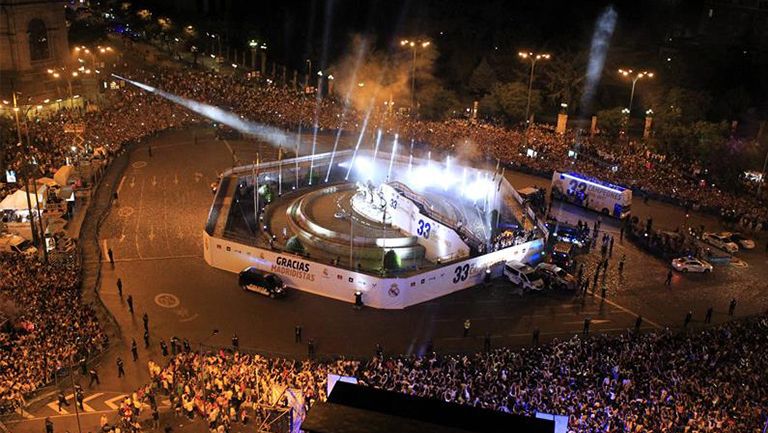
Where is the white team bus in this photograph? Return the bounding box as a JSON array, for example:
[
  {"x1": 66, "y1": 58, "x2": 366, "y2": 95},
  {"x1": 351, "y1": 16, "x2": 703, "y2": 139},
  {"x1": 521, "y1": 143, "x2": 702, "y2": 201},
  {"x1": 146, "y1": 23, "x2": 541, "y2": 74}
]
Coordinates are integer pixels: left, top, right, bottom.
[{"x1": 550, "y1": 171, "x2": 632, "y2": 219}]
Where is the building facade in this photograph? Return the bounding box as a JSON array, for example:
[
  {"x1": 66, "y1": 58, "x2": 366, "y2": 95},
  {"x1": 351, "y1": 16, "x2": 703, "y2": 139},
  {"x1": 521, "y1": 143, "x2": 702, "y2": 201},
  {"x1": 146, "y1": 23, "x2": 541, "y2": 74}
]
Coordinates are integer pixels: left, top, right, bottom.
[{"x1": 0, "y1": 0, "x2": 69, "y2": 97}]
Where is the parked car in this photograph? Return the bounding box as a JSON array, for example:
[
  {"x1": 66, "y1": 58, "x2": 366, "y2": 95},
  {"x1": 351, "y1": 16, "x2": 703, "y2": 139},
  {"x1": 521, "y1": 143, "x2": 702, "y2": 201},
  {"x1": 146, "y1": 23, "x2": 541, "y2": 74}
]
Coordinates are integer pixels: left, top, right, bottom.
[
  {"x1": 671, "y1": 257, "x2": 713, "y2": 273},
  {"x1": 702, "y1": 232, "x2": 739, "y2": 254},
  {"x1": 0, "y1": 234, "x2": 37, "y2": 256},
  {"x1": 503, "y1": 260, "x2": 545, "y2": 291},
  {"x1": 238, "y1": 267, "x2": 286, "y2": 298},
  {"x1": 545, "y1": 221, "x2": 590, "y2": 248},
  {"x1": 725, "y1": 232, "x2": 755, "y2": 250},
  {"x1": 535, "y1": 263, "x2": 577, "y2": 290},
  {"x1": 550, "y1": 241, "x2": 575, "y2": 269}
]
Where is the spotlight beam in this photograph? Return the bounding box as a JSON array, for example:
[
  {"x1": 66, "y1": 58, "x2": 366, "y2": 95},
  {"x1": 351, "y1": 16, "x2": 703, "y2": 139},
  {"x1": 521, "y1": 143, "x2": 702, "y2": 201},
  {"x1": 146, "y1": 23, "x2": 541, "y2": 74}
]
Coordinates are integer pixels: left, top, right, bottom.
[{"x1": 113, "y1": 74, "x2": 289, "y2": 148}]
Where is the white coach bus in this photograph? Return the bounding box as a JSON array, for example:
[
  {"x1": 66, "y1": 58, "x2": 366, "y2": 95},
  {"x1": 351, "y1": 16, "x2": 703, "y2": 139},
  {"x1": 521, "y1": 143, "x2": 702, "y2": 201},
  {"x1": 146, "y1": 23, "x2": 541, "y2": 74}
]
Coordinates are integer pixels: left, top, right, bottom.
[{"x1": 550, "y1": 171, "x2": 632, "y2": 219}]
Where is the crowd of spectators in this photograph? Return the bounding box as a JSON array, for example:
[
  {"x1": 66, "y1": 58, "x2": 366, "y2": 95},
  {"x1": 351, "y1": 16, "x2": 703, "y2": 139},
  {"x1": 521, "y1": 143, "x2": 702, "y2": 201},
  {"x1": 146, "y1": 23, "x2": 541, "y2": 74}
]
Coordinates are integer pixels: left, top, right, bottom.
[
  {"x1": 0, "y1": 253, "x2": 108, "y2": 413},
  {"x1": 118, "y1": 351, "x2": 358, "y2": 432},
  {"x1": 123, "y1": 314, "x2": 767, "y2": 432},
  {"x1": 7, "y1": 63, "x2": 766, "y2": 232}
]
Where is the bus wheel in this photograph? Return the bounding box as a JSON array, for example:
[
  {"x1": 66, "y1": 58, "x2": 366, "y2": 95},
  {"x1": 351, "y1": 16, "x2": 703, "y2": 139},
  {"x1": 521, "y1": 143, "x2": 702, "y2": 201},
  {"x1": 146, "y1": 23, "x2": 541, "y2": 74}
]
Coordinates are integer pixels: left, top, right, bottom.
[{"x1": 601, "y1": 208, "x2": 609, "y2": 215}]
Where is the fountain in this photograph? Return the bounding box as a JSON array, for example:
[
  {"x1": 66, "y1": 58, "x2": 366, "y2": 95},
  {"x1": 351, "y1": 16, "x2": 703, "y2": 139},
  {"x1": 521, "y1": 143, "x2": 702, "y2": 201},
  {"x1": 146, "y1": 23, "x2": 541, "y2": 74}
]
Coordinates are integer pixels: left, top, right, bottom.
[{"x1": 386, "y1": 134, "x2": 398, "y2": 182}]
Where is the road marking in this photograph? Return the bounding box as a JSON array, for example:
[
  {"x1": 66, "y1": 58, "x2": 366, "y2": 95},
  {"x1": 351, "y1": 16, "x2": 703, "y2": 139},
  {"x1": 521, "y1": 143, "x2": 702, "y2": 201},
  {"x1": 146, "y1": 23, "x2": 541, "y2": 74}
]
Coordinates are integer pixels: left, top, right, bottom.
[
  {"x1": 16, "y1": 407, "x2": 34, "y2": 419},
  {"x1": 132, "y1": 161, "x2": 147, "y2": 169},
  {"x1": 179, "y1": 313, "x2": 199, "y2": 323},
  {"x1": 155, "y1": 293, "x2": 180, "y2": 309},
  {"x1": 46, "y1": 402, "x2": 68, "y2": 414},
  {"x1": 83, "y1": 392, "x2": 103, "y2": 403},
  {"x1": 117, "y1": 176, "x2": 126, "y2": 194},
  {"x1": 600, "y1": 297, "x2": 662, "y2": 329},
  {"x1": 104, "y1": 394, "x2": 127, "y2": 410},
  {"x1": 563, "y1": 319, "x2": 611, "y2": 325},
  {"x1": 15, "y1": 409, "x2": 116, "y2": 422},
  {"x1": 223, "y1": 139, "x2": 238, "y2": 165},
  {"x1": 151, "y1": 176, "x2": 158, "y2": 187},
  {"x1": 118, "y1": 206, "x2": 135, "y2": 218},
  {"x1": 135, "y1": 178, "x2": 145, "y2": 260},
  {"x1": 102, "y1": 240, "x2": 109, "y2": 261},
  {"x1": 441, "y1": 326, "x2": 656, "y2": 342},
  {"x1": 84, "y1": 253, "x2": 201, "y2": 264},
  {"x1": 174, "y1": 173, "x2": 179, "y2": 185},
  {"x1": 130, "y1": 176, "x2": 136, "y2": 188},
  {"x1": 148, "y1": 224, "x2": 156, "y2": 241}
]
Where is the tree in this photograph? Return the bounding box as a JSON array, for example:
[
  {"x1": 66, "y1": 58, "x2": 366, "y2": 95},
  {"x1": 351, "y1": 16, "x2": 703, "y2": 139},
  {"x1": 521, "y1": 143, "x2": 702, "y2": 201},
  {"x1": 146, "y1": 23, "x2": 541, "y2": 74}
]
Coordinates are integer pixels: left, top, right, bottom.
[
  {"x1": 596, "y1": 107, "x2": 625, "y2": 137},
  {"x1": 418, "y1": 85, "x2": 461, "y2": 120},
  {"x1": 285, "y1": 236, "x2": 305, "y2": 254},
  {"x1": 540, "y1": 50, "x2": 586, "y2": 110},
  {"x1": 468, "y1": 57, "x2": 497, "y2": 96},
  {"x1": 489, "y1": 82, "x2": 540, "y2": 123},
  {"x1": 478, "y1": 92, "x2": 501, "y2": 118},
  {"x1": 258, "y1": 184, "x2": 274, "y2": 203},
  {"x1": 382, "y1": 249, "x2": 401, "y2": 271},
  {"x1": 713, "y1": 87, "x2": 750, "y2": 120},
  {"x1": 659, "y1": 87, "x2": 712, "y2": 124},
  {"x1": 690, "y1": 121, "x2": 729, "y2": 164}
]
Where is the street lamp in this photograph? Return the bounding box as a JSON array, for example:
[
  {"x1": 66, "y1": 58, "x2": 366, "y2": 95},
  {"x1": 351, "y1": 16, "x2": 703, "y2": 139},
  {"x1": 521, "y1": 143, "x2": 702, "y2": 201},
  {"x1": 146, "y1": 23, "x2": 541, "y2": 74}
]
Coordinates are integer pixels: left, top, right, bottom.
[
  {"x1": 400, "y1": 39, "x2": 431, "y2": 113},
  {"x1": 11, "y1": 93, "x2": 40, "y2": 249},
  {"x1": 198, "y1": 329, "x2": 219, "y2": 410},
  {"x1": 47, "y1": 67, "x2": 79, "y2": 109},
  {"x1": 316, "y1": 70, "x2": 324, "y2": 97},
  {"x1": 518, "y1": 51, "x2": 551, "y2": 127},
  {"x1": 248, "y1": 39, "x2": 258, "y2": 70},
  {"x1": 618, "y1": 68, "x2": 654, "y2": 117},
  {"x1": 260, "y1": 43, "x2": 267, "y2": 75}
]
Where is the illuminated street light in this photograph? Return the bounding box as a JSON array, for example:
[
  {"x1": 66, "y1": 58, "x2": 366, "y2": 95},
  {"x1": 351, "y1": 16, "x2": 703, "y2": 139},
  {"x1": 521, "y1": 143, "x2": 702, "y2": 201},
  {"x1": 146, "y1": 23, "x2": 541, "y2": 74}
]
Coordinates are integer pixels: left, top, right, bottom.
[
  {"x1": 518, "y1": 51, "x2": 551, "y2": 127},
  {"x1": 618, "y1": 68, "x2": 654, "y2": 116},
  {"x1": 47, "y1": 66, "x2": 80, "y2": 109},
  {"x1": 400, "y1": 38, "x2": 432, "y2": 112}
]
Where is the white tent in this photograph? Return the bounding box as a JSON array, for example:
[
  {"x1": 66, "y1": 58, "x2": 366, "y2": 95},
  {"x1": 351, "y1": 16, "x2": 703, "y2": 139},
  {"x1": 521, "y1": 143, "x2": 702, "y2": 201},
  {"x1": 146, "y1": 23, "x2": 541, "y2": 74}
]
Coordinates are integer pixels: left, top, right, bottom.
[
  {"x1": 0, "y1": 189, "x2": 44, "y2": 210},
  {"x1": 37, "y1": 177, "x2": 59, "y2": 187},
  {"x1": 54, "y1": 165, "x2": 74, "y2": 186}
]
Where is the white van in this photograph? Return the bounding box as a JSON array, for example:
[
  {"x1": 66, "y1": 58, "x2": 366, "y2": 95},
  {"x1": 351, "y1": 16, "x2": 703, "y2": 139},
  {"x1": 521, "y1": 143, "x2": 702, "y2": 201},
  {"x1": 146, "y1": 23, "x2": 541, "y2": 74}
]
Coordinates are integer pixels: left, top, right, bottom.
[
  {"x1": 503, "y1": 260, "x2": 545, "y2": 291},
  {"x1": 0, "y1": 234, "x2": 38, "y2": 256}
]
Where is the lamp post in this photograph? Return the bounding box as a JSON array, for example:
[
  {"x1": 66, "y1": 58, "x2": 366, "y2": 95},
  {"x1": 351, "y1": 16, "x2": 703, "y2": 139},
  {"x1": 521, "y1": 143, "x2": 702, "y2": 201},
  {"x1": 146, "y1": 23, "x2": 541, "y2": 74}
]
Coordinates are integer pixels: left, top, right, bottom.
[
  {"x1": 618, "y1": 69, "x2": 653, "y2": 117},
  {"x1": 305, "y1": 59, "x2": 312, "y2": 89},
  {"x1": 259, "y1": 43, "x2": 267, "y2": 75},
  {"x1": 198, "y1": 328, "x2": 219, "y2": 415},
  {"x1": 400, "y1": 39, "x2": 431, "y2": 113},
  {"x1": 248, "y1": 39, "x2": 260, "y2": 71},
  {"x1": 12, "y1": 93, "x2": 39, "y2": 247},
  {"x1": 518, "y1": 51, "x2": 551, "y2": 127},
  {"x1": 47, "y1": 67, "x2": 83, "y2": 109}
]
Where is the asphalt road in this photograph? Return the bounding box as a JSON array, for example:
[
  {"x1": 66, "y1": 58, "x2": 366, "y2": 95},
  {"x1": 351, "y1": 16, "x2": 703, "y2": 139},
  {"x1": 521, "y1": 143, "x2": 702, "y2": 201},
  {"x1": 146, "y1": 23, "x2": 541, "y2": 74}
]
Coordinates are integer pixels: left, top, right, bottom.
[
  {"x1": 7, "y1": 124, "x2": 768, "y2": 433},
  {"x1": 96, "y1": 125, "x2": 768, "y2": 357}
]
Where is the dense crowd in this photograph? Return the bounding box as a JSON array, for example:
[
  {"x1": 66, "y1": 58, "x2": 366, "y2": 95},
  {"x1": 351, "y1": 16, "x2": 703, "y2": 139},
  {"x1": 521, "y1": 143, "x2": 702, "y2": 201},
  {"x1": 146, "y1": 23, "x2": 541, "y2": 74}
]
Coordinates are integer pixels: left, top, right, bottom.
[
  {"x1": 0, "y1": 253, "x2": 108, "y2": 412},
  {"x1": 5, "y1": 63, "x2": 766, "y2": 231},
  {"x1": 118, "y1": 351, "x2": 357, "y2": 432},
  {"x1": 123, "y1": 314, "x2": 767, "y2": 432}
]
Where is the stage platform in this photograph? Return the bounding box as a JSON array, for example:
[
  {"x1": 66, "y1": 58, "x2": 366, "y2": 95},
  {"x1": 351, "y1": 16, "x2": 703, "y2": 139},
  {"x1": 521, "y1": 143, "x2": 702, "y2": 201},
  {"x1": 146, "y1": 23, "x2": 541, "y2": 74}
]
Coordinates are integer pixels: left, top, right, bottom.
[{"x1": 204, "y1": 150, "x2": 547, "y2": 308}]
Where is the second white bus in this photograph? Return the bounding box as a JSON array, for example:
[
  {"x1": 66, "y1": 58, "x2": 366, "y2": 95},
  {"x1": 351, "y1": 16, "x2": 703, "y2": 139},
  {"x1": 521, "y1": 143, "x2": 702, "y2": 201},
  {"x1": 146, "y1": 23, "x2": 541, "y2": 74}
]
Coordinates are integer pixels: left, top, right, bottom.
[{"x1": 550, "y1": 171, "x2": 632, "y2": 219}]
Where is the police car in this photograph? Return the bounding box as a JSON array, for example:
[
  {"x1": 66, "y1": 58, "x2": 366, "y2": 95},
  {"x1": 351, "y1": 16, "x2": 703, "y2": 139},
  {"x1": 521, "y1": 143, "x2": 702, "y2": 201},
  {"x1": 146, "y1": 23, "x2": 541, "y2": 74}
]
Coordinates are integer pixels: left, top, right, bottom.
[{"x1": 238, "y1": 267, "x2": 286, "y2": 298}]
